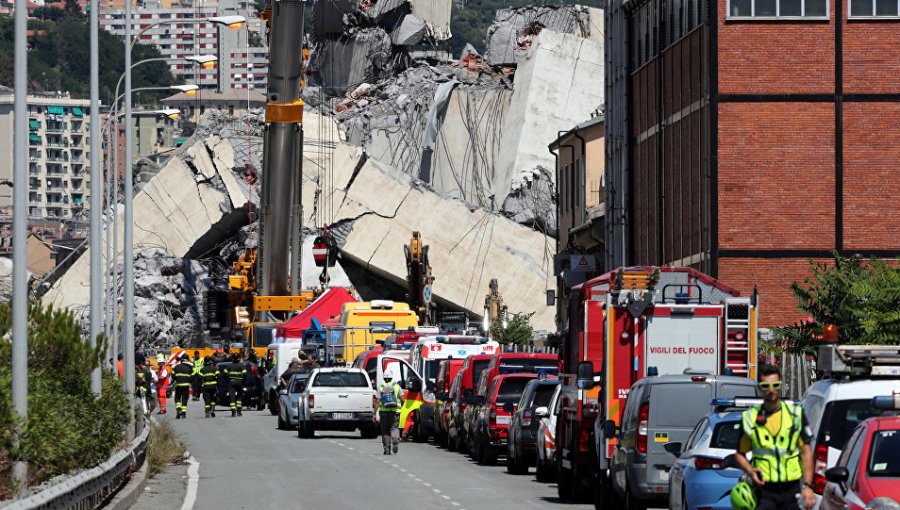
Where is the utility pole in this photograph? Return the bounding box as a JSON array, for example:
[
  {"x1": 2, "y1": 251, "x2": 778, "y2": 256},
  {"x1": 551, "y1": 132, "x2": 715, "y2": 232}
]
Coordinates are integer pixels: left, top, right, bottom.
[
  {"x1": 12, "y1": 0, "x2": 29, "y2": 494},
  {"x1": 89, "y1": 0, "x2": 102, "y2": 396},
  {"x1": 123, "y1": 0, "x2": 136, "y2": 432}
]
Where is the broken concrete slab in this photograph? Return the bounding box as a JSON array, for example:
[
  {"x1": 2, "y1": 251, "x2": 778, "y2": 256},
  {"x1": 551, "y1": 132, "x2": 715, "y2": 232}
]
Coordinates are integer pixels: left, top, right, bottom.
[
  {"x1": 493, "y1": 29, "x2": 604, "y2": 207},
  {"x1": 309, "y1": 28, "x2": 397, "y2": 92},
  {"x1": 485, "y1": 5, "x2": 603, "y2": 66},
  {"x1": 303, "y1": 134, "x2": 555, "y2": 329},
  {"x1": 408, "y1": 0, "x2": 452, "y2": 41},
  {"x1": 390, "y1": 14, "x2": 426, "y2": 46}
]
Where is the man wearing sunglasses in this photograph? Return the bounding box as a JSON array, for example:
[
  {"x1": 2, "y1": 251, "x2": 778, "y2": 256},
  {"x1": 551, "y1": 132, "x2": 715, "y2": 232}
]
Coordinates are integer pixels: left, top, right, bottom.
[{"x1": 735, "y1": 364, "x2": 815, "y2": 510}]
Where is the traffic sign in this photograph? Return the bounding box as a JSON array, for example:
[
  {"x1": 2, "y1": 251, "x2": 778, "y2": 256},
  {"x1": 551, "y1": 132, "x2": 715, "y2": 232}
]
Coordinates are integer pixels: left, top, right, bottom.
[{"x1": 571, "y1": 255, "x2": 596, "y2": 273}]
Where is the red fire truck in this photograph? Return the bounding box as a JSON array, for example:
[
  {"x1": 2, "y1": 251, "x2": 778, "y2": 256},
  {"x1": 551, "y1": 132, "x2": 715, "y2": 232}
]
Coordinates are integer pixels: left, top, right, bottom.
[{"x1": 555, "y1": 266, "x2": 759, "y2": 503}]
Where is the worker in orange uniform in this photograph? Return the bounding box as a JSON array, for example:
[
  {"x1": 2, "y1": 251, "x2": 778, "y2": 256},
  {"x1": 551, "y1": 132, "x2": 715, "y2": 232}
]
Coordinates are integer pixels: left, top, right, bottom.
[{"x1": 156, "y1": 354, "x2": 170, "y2": 414}]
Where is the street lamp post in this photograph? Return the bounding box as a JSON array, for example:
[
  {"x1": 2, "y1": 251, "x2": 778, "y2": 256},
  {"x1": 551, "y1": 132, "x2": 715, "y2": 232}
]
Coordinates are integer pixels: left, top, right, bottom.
[
  {"x1": 89, "y1": 0, "x2": 102, "y2": 397},
  {"x1": 122, "y1": 14, "x2": 243, "y2": 409}
]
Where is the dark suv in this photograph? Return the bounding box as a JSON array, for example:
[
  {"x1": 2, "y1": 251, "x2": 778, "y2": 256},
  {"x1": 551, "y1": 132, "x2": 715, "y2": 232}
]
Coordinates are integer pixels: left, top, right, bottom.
[
  {"x1": 506, "y1": 377, "x2": 560, "y2": 474},
  {"x1": 470, "y1": 373, "x2": 537, "y2": 465}
]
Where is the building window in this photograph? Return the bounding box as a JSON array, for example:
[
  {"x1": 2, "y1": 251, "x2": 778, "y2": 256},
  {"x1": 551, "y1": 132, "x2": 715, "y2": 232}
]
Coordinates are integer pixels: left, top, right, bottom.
[
  {"x1": 849, "y1": 0, "x2": 900, "y2": 16},
  {"x1": 728, "y1": 0, "x2": 828, "y2": 17}
]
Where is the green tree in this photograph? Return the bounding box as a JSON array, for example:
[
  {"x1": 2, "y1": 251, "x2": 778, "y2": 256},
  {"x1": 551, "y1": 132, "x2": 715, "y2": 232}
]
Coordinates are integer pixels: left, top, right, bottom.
[
  {"x1": 490, "y1": 311, "x2": 535, "y2": 346},
  {"x1": 0, "y1": 303, "x2": 130, "y2": 498},
  {"x1": 773, "y1": 254, "x2": 900, "y2": 354}
]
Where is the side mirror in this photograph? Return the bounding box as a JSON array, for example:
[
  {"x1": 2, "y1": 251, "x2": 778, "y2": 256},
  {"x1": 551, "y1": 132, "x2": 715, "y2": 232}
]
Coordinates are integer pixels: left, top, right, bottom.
[
  {"x1": 577, "y1": 361, "x2": 595, "y2": 389},
  {"x1": 825, "y1": 466, "x2": 849, "y2": 489},
  {"x1": 502, "y1": 402, "x2": 514, "y2": 413},
  {"x1": 534, "y1": 406, "x2": 550, "y2": 418},
  {"x1": 723, "y1": 454, "x2": 739, "y2": 469},
  {"x1": 602, "y1": 420, "x2": 617, "y2": 439},
  {"x1": 663, "y1": 441, "x2": 682, "y2": 457}
]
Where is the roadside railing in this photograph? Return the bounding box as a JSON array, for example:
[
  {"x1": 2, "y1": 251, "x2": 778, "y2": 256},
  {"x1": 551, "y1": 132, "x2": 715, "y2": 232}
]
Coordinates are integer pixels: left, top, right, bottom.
[{"x1": 0, "y1": 415, "x2": 149, "y2": 510}]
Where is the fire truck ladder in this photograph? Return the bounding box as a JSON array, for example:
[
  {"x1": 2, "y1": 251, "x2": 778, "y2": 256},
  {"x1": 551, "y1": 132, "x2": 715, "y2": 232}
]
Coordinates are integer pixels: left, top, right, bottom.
[{"x1": 724, "y1": 298, "x2": 753, "y2": 376}]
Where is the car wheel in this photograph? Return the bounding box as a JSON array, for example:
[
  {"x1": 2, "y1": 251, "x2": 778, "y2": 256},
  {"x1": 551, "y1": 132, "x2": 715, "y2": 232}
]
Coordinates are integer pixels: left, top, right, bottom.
[
  {"x1": 412, "y1": 412, "x2": 427, "y2": 443},
  {"x1": 535, "y1": 456, "x2": 554, "y2": 482},
  {"x1": 624, "y1": 480, "x2": 646, "y2": 510},
  {"x1": 277, "y1": 414, "x2": 286, "y2": 430},
  {"x1": 268, "y1": 391, "x2": 278, "y2": 416},
  {"x1": 557, "y1": 465, "x2": 575, "y2": 500},
  {"x1": 593, "y1": 471, "x2": 615, "y2": 510},
  {"x1": 360, "y1": 423, "x2": 379, "y2": 439},
  {"x1": 447, "y1": 432, "x2": 457, "y2": 452},
  {"x1": 299, "y1": 420, "x2": 315, "y2": 438},
  {"x1": 257, "y1": 396, "x2": 266, "y2": 411},
  {"x1": 681, "y1": 487, "x2": 688, "y2": 510},
  {"x1": 480, "y1": 437, "x2": 497, "y2": 465}
]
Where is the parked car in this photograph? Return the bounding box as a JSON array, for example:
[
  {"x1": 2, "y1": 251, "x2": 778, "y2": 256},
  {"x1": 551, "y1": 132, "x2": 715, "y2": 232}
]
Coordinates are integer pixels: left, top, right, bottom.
[
  {"x1": 277, "y1": 373, "x2": 311, "y2": 430},
  {"x1": 444, "y1": 371, "x2": 465, "y2": 452},
  {"x1": 470, "y1": 373, "x2": 538, "y2": 465},
  {"x1": 506, "y1": 377, "x2": 560, "y2": 474},
  {"x1": 296, "y1": 367, "x2": 379, "y2": 439},
  {"x1": 610, "y1": 371, "x2": 759, "y2": 510},
  {"x1": 450, "y1": 354, "x2": 494, "y2": 453},
  {"x1": 667, "y1": 405, "x2": 748, "y2": 510},
  {"x1": 821, "y1": 395, "x2": 900, "y2": 510},
  {"x1": 215, "y1": 361, "x2": 266, "y2": 410},
  {"x1": 535, "y1": 385, "x2": 561, "y2": 482},
  {"x1": 434, "y1": 359, "x2": 465, "y2": 447},
  {"x1": 803, "y1": 378, "x2": 900, "y2": 507}
]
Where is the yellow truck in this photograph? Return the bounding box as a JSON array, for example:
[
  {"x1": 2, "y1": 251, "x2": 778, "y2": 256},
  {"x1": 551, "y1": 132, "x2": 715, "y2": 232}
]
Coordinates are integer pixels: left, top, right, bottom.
[{"x1": 331, "y1": 300, "x2": 418, "y2": 363}]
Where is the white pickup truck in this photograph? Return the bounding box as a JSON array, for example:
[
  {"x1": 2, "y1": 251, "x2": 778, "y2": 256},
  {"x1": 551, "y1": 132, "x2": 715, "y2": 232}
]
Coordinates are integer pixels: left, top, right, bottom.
[{"x1": 297, "y1": 367, "x2": 379, "y2": 439}]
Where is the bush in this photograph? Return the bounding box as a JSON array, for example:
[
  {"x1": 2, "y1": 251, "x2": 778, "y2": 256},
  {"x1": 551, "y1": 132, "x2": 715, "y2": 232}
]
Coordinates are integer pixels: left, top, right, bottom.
[
  {"x1": 0, "y1": 303, "x2": 130, "y2": 500},
  {"x1": 773, "y1": 254, "x2": 900, "y2": 354}
]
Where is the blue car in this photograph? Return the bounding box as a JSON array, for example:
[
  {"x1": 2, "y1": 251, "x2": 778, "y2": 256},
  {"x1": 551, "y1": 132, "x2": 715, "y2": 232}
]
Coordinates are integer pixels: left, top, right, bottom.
[{"x1": 667, "y1": 410, "x2": 746, "y2": 510}]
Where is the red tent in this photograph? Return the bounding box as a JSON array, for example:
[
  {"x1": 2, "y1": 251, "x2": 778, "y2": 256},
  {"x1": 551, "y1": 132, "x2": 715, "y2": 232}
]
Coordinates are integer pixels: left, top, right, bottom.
[{"x1": 275, "y1": 288, "x2": 356, "y2": 340}]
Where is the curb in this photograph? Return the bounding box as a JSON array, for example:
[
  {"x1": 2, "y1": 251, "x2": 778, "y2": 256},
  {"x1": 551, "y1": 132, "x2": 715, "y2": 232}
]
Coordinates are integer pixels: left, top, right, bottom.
[{"x1": 105, "y1": 456, "x2": 149, "y2": 510}]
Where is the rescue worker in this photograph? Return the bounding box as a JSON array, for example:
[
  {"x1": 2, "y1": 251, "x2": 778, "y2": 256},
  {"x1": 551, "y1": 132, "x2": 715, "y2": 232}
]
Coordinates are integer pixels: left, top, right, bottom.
[
  {"x1": 191, "y1": 351, "x2": 203, "y2": 401},
  {"x1": 156, "y1": 357, "x2": 170, "y2": 414},
  {"x1": 172, "y1": 353, "x2": 195, "y2": 419},
  {"x1": 200, "y1": 357, "x2": 219, "y2": 418},
  {"x1": 224, "y1": 354, "x2": 247, "y2": 417},
  {"x1": 279, "y1": 357, "x2": 304, "y2": 388},
  {"x1": 378, "y1": 374, "x2": 403, "y2": 455},
  {"x1": 733, "y1": 364, "x2": 815, "y2": 510}
]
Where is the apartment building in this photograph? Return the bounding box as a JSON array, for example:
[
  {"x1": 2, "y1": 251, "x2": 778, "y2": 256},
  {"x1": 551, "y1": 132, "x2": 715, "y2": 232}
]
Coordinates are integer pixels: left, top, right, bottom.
[
  {"x1": 224, "y1": 45, "x2": 268, "y2": 94},
  {"x1": 605, "y1": 0, "x2": 900, "y2": 326},
  {"x1": 100, "y1": 7, "x2": 222, "y2": 88},
  {"x1": 0, "y1": 90, "x2": 94, "y2": 220}
]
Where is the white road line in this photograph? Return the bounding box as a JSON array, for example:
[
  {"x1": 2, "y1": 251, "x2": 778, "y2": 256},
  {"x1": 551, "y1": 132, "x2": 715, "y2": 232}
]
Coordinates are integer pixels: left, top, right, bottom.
[
  {"x1": 180, "y1": 455, "x2": 200, "y2": 510},
  {"x1": 413, "y1": 478, "x2": 422, "y2": 482},
  {"x1": 423, "y1": 482, "x2": 432, "y2": 487},
  {"x1": 451, "y1": 502, "x2": 460, "y2": 507},
  {"x1": 399, "y1": 468, "x2": 407, "y2": 472},
  {"x1": 391, "y1": 464, "x2": 399, "y2": 468},
  {"x1": 347, "y1": 447, "x2": 354, "y2": 451},
  {"x1": 441, "y1": 495, "x2": 451, "y2": 500},
  {"x1": 432, "y1": 488, "x2": 441, "y2": 494},
  {"x1": 407, "y1": 473, "x2": 415, "y2": 477}
]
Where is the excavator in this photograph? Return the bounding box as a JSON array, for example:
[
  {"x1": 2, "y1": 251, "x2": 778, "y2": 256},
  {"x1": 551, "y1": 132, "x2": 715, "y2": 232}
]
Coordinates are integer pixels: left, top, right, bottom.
[
  {"x1": 405, "y1": 231, "x2": 435, "y2": 326},
  {"x1": 225, "y1": 0, "x2": 317, "y2": 358}
]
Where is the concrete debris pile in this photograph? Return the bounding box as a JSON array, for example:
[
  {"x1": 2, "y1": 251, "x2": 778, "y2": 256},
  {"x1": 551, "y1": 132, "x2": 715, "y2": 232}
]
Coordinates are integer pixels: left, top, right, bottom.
[
  {"x1": 331, "y1": 6, "x2": 604, "y2": 233},
  {"x1": 309, "y1": 0, "x2": 452, "y2": 91},
  {"x1": 133, "y1": 249, "x2": 212, "y2": 344},
  {"x1": 484, "y1": 5, "x2": 601, "y2": 66}
]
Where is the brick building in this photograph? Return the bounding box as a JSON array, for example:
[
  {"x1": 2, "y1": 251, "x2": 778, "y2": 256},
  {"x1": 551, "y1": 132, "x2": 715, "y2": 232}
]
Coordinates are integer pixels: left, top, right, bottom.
[{"x1": 605, "y1": 0, "x2": 900, "y2": 326}]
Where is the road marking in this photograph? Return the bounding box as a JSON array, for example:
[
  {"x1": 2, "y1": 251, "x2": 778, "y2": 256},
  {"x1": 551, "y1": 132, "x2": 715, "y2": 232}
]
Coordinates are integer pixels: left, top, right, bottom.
[
  {"x1": 414, "y1": 478, "x2": 422, "y2": 482},
  {"x1": 407, "y1": 473, "x2": 415, "y2": 477},
  {"x1": 423, "y1": 482, "x2": 432, "y2": 487},
  {"x1": 391, "y1": 464, "x2": 399, "y2": 468},
  {"x1": 441, "y1": 495, "x2": 451, "y2": 500},
  {"x1": 432, "y1": 488, "x2": 441, "y2": 494},
  {"x1": 399, "y1": 468, "x2": 407, "y2": 472},
  {"x1": 346, "y1": 447, "x2": 354, "y2": 451},
  {"x1": 180, "y1": 455, "x2": 200, "y2": 510},
  {"x1": 451, "y1": 503, "x2": 460, "y2": 507}
]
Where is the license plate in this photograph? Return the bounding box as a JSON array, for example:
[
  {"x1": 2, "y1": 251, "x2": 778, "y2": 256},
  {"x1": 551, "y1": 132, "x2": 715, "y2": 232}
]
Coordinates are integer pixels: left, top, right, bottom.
[
  {"x1": 658, "y1": 470, "x2": 669, "y2": 482},
  {"x1": 332, "y1": 412, "x2": 354, "y2": 420},
  {"x1": 495, "y1": 415, "x2": 511, "y2": 425}
]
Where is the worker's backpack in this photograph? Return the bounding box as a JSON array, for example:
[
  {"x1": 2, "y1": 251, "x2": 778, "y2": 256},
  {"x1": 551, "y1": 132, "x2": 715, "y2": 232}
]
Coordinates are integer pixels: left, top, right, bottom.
[{"x1": 380, "y1": 383, "x2": 399, "y2": 408}]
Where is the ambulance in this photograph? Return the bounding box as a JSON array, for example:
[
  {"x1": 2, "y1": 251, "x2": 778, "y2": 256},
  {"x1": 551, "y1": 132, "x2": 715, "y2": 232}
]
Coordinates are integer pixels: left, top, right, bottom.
[{"x1": 405, "y1": 335, "x2": 500, "y2": 442}]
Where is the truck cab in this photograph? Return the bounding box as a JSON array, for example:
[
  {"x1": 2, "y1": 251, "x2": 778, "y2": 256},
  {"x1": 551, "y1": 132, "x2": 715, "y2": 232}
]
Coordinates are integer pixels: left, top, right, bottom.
[
  {"x1": 332, "y1": 300, "x2": 419, "y2": 363},
  {"x1": 262, "y1": 341, "x2": 306, "y2": 414}
]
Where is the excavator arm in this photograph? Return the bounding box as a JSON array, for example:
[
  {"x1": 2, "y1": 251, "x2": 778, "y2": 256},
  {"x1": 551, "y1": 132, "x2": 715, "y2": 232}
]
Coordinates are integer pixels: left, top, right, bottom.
[{"x1": 405, "y1": 231, "x2": 435, "y2": 325}]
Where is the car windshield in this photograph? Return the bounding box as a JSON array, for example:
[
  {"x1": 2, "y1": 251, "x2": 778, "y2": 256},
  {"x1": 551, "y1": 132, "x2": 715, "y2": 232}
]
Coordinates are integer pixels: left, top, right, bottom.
[
  {"x1": 710, "y1": 420, "x2": 743, "y2": 449},
  {"x1": 820, "y1": 399, "x2": 885, "y2": 449},
  {"x1": 290, "y1": 377, "x2": 309, "y2": 393},
  {"x1": 531, "y1": 383, "x2": 558, "y2": 408},
  {"x1": 868, "y1": 430, "x2": 900, "y2": 477},
  {"x1": 312, "y1": 372, "x2": 369, "y2": 387},
  {"x1": 497, "y1": 379, "x2": 531, "y2": 404}
]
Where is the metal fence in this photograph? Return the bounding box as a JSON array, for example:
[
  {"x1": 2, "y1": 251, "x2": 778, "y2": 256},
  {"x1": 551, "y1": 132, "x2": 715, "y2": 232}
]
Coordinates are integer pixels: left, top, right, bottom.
[
  {"x1": 1, "y1": 419, "x2": 149, "y2": 510},
  {"x1": 760, "y1": 350, "x2": 816, "y2": 401}
]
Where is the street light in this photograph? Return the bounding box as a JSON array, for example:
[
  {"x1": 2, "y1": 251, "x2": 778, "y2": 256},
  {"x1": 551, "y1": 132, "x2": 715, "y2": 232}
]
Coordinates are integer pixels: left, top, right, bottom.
[{"x1": 122, "y1": 12, "x2": 245, "y2": 411}]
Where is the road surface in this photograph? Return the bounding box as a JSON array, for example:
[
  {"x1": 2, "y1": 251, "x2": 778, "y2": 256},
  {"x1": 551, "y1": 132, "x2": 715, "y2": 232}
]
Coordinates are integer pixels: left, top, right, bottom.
[{"x1": 150, "y1": 398, "x2": 599, "y2": 510}]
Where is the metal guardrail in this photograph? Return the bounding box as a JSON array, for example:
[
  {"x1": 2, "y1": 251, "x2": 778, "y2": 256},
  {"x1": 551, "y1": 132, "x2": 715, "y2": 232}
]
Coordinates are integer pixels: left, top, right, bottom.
[{"x1": 1, "y1": 423, "x2": 149, "y2": 510}]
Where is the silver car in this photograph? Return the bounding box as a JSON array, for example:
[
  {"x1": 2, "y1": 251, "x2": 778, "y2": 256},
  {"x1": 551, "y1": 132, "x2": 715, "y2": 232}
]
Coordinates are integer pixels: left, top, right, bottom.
[
  {"x1": 535, "y1": 384, "x2": 561, "y2": 482},
  {"x1": 277, "y1": 373, "x2": 310, "y2": 430}
]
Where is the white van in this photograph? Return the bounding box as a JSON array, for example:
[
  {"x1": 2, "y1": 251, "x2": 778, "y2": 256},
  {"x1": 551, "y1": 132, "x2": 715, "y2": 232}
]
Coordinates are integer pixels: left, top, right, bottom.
[{"x1": 263, "y1": 341, "x2": 306, "y2": 414}]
